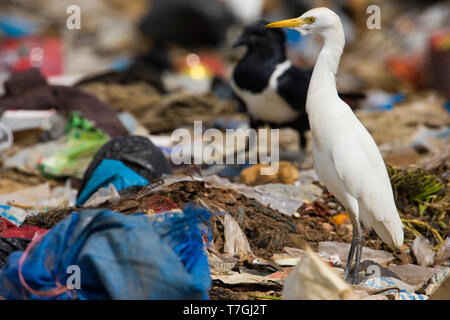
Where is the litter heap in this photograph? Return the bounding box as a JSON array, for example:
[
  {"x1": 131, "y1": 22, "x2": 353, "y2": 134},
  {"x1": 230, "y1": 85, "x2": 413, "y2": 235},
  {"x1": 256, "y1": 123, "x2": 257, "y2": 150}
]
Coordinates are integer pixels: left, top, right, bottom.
[
  {"x1": 3, "y1": 149, "x2": 448, "y2": 300},
  {"x1": 0, "y1": 0, "x2": 449, "y2": 300}
]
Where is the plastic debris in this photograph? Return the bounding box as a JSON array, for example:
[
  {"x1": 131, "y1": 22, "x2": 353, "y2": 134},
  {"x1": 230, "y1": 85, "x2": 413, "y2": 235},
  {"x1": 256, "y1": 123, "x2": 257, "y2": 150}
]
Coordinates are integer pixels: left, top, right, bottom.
[
  {"x1": 77, "y1": 136, "x2": 172, "y2": 199},
  {"x1": 0, "y1": 204, "x2": 212, "y2": 300},
  {"x1": 76, "y1": 159, "x2": 149, "y2": 206},
  {"x1": 387, "y1": 264, "x2": 437, "y2": 288},
  {"x1": 412, "y1": 236, "x2": 435, "y2": 267},
  {"x1": 430, "y1": 271, "x2": 450, "y2": 300},
  {"x1": 425, "y1": 267, "x2": 450, "y2": 297},
  {"x1": 212, "y1": 271, "x2": 283, "y2": 289},
  {"x1": 0, "y1": 69, "x2": 128, "y2": 137},
  {"x1": 0, "y1": 0, "x2": 448, "y2": 302},
  {"x1": 283, "y1": 246, "x2": 359, "y2": 300},
  {"x1": 270, "y1": 254, "x2": 301, "y2": 267},
  {"x1": 318, "y1": 241, "x2": 395, "y2": 266},
  {"x1": 232, "y1": 184, "x2": 303, "y2": 216},
  {"x1": 0, "y1": 123, "x2": 13, "y2": 152},
  {"x1": 0, "y1": 217, "x2": 47, "y2": 239},
  {"x1": 435, "y1": 237, "x2": 450, "y2": 264},
  {"x1": 208, "y1": 251, "x2": 237, "y2": 275},
  {"x1": 361, "y1": 90, "x2": 405, "y2": 112},
  {"x1": 0, "y1": 183, "x2": 51, "y2": 207},
  {"x1": 356, "y1": 276, "x2": 416, "y2": 293},
  {"x1": 0, "y1": 237, "x2": 30, "y2": 269},
  {"x1": 254, "y1": 183, "x2": 323, "y2": 204},
  {"x1": 393, "y1": 291, "x2": 429, "y2": 300},
  {"x1": 0, "y1": 181, "x2": 77, "y2": 211},
  {"x1": 0, "y1": 15, "x2": 39, "y2": 37},
  {"x1": 3, "y1": 139, "x2": 62, "y2": 176},
  {"x1": 82, "y1": 183, "x2": 120, "y2": 208},
  {"x1": 0, "y1": 109, "x2": 59, "y2": 133},
  {"x1": 39, "y1": 112, "x2": 110, "y2": 179},
  {"x1": 0, "y1": 38, "x2": 62, "y2": 77},
  {"x1": 223, "y1": 214, "x2": 253, "y2": 259},
  {"x1": 202, "y1": 175, "x2": 304, "y2": 216},
  {"x1": 0, "y1": 205, "x2": 28, "y2": 226}
]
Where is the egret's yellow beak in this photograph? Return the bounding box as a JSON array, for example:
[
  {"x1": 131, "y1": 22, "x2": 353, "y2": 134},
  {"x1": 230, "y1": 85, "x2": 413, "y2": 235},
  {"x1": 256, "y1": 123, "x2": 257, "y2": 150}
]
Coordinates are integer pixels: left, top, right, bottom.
[{"x1": 266, "y1": 17, "x2": 306, "y2": 29}]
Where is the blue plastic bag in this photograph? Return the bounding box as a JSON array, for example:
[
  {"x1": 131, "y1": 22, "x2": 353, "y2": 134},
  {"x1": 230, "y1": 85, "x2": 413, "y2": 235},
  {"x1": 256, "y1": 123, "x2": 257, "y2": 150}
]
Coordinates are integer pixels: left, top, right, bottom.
[
  {"x1": 76, "y1": 159, "x2": 149, "y2": 206},
  {"x1": 0, "y1": 204, "x2": 212, "y2": 300}
]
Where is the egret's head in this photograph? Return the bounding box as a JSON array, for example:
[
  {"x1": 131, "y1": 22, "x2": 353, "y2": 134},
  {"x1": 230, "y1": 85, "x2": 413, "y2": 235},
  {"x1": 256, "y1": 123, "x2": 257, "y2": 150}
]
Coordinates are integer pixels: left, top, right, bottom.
[{"x1": 266, "y1": 7, "x2": 342, "y2": 37}]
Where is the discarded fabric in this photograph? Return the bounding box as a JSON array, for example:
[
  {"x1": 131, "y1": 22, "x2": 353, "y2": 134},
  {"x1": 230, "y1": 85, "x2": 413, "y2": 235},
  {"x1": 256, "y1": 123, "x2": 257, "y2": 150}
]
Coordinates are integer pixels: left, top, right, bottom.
[{"x1": 0, "y1": 205, "x2": 212, "y2": 300}]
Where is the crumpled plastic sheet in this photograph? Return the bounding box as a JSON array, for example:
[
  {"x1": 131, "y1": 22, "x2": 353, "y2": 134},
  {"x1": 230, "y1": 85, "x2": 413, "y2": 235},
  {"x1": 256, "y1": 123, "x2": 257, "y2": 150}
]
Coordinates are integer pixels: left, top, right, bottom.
[
  {"x1": 82, "y1": 183, "x2": 120, "y2": 208},
  {"x1": 203, "y1": 175, "x2": 304, "y2": 216},
  {"x1": 223, "y1": 214, "x2": 253, "y2": 257}
]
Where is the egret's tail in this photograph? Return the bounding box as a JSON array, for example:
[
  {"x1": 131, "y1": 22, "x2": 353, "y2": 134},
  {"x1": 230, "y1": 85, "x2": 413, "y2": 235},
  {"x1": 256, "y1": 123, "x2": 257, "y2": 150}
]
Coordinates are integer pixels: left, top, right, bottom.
[
  {"x1": 360, "y1": 206, "x2": 404, "y2": 248},
  {"x1": 371, "y1": 216, "x2": 404, "y2": 248}
]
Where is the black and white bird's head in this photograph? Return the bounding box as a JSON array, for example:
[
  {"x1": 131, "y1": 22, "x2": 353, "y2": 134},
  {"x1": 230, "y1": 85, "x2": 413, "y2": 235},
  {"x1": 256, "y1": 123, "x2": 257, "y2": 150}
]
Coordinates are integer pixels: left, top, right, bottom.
[{"x1": 232, "y1": 20, "x2": 286, "y2": 52}]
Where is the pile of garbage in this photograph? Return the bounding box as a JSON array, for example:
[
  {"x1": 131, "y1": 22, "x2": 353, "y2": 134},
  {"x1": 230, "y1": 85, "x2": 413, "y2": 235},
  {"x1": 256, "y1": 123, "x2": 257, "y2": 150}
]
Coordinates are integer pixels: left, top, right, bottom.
[
  {"x1": 1, "y1": 133, "x2": 448, "y2": 299},
  {"x1": 0, "y1": 0, "x2": 449, "y2": 300}
]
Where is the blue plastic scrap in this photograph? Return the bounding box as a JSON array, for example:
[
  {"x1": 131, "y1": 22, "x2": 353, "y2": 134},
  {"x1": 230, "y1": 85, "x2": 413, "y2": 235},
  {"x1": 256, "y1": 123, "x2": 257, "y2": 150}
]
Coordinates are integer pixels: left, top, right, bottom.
[
  {"x1": 76, "y1": 159, "x2": 149, "y2": 206},
  {"x1": 0, "y1": 204, "x2": 212, "y2": 300},
  {"x1": 0, "y1": 15, "x2": 38, "y2": 37},
  {"x1": 396, "y1": 290, "x2": 429, "y2": 300},
  {"x1": 0, "y1": 205, "x2": 28, "y2": 226}
]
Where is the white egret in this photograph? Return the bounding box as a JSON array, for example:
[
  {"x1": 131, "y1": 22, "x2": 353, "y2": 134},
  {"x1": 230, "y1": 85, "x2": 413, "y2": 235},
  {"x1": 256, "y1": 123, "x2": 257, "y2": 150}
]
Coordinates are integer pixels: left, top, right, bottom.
[{"x1": 267, "y1": 7, "x2": 404, "y2": 283}]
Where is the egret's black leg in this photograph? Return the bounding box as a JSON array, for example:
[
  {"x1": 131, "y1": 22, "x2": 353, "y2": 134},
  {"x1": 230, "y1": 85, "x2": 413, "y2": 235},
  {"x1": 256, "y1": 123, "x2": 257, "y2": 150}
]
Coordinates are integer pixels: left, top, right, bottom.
[
  {"x1": 352, "y1": 234, "x2": 364, "y2": 284},
  {"x1": 344, "y1": 215, "x2": 364, "y2": 283},
  {"x1": 343, "y1": 236, "x2": 356, "y2": 281}
]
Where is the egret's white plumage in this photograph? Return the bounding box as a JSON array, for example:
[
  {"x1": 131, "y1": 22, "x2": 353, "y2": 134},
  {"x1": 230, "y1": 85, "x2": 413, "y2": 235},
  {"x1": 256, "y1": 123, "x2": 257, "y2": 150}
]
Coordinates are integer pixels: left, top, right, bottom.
[{"x1": 267, "y1": 8, "x2": 403, "y2": 282}]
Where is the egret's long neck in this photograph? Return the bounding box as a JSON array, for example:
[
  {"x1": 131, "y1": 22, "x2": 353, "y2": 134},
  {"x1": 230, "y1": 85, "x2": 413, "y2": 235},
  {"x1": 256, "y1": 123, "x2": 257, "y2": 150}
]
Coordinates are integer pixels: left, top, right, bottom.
[{"x1": 306, "y1": 24, "x2": 345, "y2": 113}]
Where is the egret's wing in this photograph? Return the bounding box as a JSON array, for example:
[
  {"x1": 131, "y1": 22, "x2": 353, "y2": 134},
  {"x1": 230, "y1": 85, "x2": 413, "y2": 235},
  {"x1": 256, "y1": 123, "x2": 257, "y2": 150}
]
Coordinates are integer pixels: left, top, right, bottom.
[
  {"x1": 330, "y1": 124, "x2": 397, "y2": 222},
  {"x1": 330, "y1": 113, "x2": 404, "y2": 247}
]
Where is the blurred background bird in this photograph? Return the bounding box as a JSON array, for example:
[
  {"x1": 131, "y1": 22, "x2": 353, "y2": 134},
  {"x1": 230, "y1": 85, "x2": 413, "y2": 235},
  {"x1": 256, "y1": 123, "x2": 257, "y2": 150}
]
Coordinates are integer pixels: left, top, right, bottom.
[
  {"x1": 231, "y1": 20, "x2": 364, "y2": 164},
  {"x1": 231, "y1": 21, "x2": 311, "y2": 163}
]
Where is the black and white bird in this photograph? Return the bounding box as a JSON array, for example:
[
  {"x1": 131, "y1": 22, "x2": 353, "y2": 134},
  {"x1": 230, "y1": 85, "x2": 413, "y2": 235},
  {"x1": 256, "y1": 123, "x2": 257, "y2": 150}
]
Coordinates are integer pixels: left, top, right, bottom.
[
  {"x1": 231, "y1": 20, "x2": 311, "y2": 159},
  {"x1": 231, "y1": 20, "x2": 362, "y2": 161}
]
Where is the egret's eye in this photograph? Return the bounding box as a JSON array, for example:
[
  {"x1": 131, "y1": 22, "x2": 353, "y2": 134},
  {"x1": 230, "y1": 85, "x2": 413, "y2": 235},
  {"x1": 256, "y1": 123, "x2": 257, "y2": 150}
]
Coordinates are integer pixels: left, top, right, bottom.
[{"x1": 305, "y1": 17, "x2": 316, "y2": 24}]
